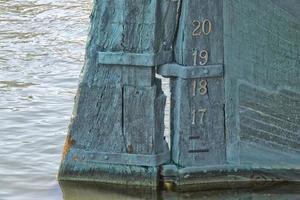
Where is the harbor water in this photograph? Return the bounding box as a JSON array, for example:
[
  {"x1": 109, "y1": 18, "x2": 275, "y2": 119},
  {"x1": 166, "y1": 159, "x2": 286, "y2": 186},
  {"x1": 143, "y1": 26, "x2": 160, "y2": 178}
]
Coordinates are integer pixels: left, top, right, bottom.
[{"x1": 0, "y1": 0, "x2": 299, "y2": 199}]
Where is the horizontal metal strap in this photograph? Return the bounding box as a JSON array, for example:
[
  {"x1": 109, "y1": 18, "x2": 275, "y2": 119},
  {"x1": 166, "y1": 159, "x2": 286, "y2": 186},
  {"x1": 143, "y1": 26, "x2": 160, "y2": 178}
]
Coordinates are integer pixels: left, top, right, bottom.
[
  {"x1": 70, "y1": 150, "x2": 170, "y2": 167},
  {"x1": 157, "y1": 63, "x2": 224, "y2": 78},
  {"x1": 97, "y1": 50, "x2": 173, "y2": 67}
]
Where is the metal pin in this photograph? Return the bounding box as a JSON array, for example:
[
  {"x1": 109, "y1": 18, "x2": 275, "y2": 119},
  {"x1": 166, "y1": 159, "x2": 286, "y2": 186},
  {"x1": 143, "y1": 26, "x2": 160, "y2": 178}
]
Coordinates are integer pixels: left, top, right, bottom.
[
  {"x1": 192, "y1": 109, "x2": 196, "y2": 125},
  {"x1": 192, "y1": 80, "x2": 196, "y2": 96}
]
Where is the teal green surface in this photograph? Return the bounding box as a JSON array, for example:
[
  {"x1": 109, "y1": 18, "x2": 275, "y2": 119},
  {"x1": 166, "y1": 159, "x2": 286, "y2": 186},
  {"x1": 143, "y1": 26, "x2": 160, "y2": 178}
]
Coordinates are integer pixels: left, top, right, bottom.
[{"x1": 224, "y1": 0, "x2": 300, "y2": 164}]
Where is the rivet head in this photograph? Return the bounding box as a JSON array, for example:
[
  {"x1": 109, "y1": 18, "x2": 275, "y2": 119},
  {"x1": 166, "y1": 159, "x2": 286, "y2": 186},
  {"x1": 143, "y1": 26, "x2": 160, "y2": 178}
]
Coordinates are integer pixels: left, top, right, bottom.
[
  {"x1": 104, "y1": 156, "x2": 109, "y2": 160},
  {"x1": 203, "y1": 69, "x2": 209, "y2": 74}
]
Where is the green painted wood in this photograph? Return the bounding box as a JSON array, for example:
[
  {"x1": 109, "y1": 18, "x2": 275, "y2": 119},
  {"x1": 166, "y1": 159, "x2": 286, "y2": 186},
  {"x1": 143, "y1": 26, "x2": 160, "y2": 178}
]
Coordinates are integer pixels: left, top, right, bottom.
[
  {"x1": 123, "y1": 84, "x2": 168, "y2": 155},
  {"x1": 158, "y1": 64, "x2": 223, "y2": 79},
  {"x1": 223, "y1": 0, "x2": 300, "y2": 164},
  {"x1": 97, "y1": 51, "x2": 173, "y2": 67},
  {"x1": 58, "y1": 0, "x2": 300, "y2": 189},
  {"x1": 171, "y1": 0, "x2": 225, "y2": 167},
  {"x1": 58, "y1": 0, "x2": 179, "y2": 187}
]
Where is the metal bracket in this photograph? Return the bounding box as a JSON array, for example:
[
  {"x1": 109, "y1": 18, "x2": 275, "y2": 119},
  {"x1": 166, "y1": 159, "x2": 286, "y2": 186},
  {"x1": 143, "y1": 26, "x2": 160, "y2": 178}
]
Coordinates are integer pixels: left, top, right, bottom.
[
  {"x1": 69, "y1": 150, "x2": 170, "y2": 167},
  {"x1": 157, "y1": 63, "x2": 224, "y2": 79},
  {"x1": 97, "y1": 50, "x2": 173, "y2": 67}
]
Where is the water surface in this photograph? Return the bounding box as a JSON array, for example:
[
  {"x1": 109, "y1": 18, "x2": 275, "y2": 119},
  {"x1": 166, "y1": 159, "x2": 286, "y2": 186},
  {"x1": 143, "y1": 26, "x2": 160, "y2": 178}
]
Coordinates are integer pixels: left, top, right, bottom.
[
  {"x1": 1, "y1": 0, "x2": 299, "y2": 199},
  {"x1": 0, "y1": 0, "x2": 91, "y2": 199}
]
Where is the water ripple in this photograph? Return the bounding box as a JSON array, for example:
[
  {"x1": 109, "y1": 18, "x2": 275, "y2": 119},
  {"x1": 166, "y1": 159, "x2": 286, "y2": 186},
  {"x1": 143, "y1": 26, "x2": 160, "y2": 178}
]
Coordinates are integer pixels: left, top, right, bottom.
[{"x1": 0, "y1": 0, "x2": 92, "y2": 199}]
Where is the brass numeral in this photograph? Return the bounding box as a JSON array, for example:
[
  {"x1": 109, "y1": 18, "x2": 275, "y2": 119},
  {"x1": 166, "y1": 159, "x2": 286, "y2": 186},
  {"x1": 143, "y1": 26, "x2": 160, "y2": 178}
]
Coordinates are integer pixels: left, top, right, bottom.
[
  {"x1": 192, "y1": 19, "x2": 212, "y2": 36},
  {"x1": 199, "y1": 80, "x2": 208, "y2": 95},
  {"x1": 192, "y1": 50, "x2": 208, "y2": 66},
  {"x1": 191, "y1": 79, "x2": 208, "y2": 96},
  {"x1": 190, "y1": 18, "x2": 212, "y2": 127},
  {"x1": 198, "y1": 108, "x2": 207, "y2": 125},
  {"x1": 192, "y1": 108, "x2": 207, "y2": 125}
]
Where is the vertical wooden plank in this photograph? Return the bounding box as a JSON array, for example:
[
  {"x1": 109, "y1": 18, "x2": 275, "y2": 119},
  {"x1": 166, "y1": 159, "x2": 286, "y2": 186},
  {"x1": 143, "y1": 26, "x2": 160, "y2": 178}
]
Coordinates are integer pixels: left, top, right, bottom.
[
  {"x1": 175, "y1": 0, "x2": 224, "y2": 65},
  {"x1": 171, "y1": 0, "x2": 225, "y2": 167},
  {"x1": 123, "y1": 85, "x2": 156, "y2": 154},
  {"x1": 70, "y1": 85, "x2": 125, "y2": 153},
  {"x1": 123, "y1": 84, "x2": 167, "y2": 155}
]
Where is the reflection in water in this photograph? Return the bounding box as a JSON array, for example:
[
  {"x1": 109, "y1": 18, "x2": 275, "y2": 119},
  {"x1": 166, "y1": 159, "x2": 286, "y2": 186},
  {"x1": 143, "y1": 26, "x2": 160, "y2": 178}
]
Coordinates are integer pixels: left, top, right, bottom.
[
  {"x1": 60, "y1": 181, "x2": 158, "y2": 200},
  {"x1": 0, "y1": 80, "x2": 37, "y2": 88},
  {"x1": 60, "y1": 181, "x2": 300, "y2": 200}
]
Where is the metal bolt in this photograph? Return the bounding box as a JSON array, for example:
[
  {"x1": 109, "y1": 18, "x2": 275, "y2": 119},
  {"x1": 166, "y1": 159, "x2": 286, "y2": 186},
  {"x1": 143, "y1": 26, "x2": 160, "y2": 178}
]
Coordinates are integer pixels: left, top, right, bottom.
[
  {"x1": 104, "y1": 156, "x2": 109, "y2": 160},
  {"x1": 203, "y1": 69, "x2": 209, "y2": 74}
]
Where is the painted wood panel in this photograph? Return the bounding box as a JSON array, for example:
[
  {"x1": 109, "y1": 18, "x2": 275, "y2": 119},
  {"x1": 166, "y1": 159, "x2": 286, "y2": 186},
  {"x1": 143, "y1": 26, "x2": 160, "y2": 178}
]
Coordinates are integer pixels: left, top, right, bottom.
[
  {"x1": 224, "y1": 0, "x2": 300, "y2": 164},
  {"x1": 59, "y1": 0, "x2": 179, "y2": 186},
  {"x1": 123, "y1": 85, "x2": 167, "y2": 155},
  {"x1": 171, "y1": 0, "x2": 225, "y2": 167}
]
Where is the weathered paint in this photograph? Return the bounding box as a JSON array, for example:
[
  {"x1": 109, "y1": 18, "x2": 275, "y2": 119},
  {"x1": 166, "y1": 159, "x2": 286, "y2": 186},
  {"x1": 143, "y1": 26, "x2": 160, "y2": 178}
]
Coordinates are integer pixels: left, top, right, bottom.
[
  {"x1": 170, "y1": 0, "x2": 226, "y2": 167},
  {"x1": 58, "y1": 0, "x2": 179, "y2": 187},
  {"x1": 158, "y1": 64, "x2": 223, "y2": 79},
  {"x1": 223, "y1": 0, "x2": 300, "y2": 164},
  {"x1": 58, "y1": 0, "x2": 300, "y2": 190}
]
